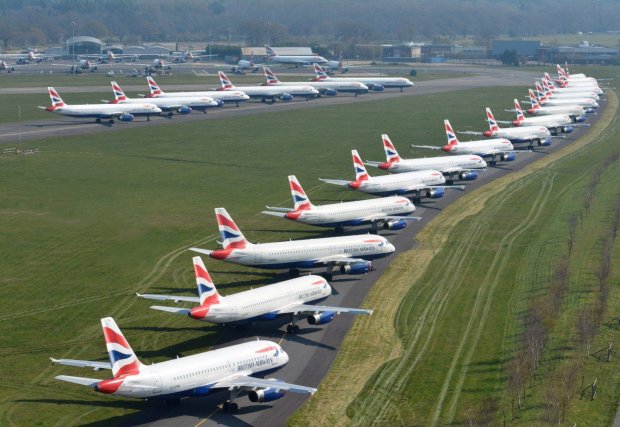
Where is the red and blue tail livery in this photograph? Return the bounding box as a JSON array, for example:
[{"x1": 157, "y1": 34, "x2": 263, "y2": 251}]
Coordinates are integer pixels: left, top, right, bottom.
[
  {"x1": 47, "y1": 87, "x2": 65, "y2": 108},
  {"x1": 146, "y1": 76, "x2": 162, "y2": 97},
  {"x1": 313, "y1": 64, "x2": 329, "y2": 81},
  {"x1": 111, "y1": 81, "x2": 127, "y2": 102},
  {"x1": 485, "y1": 108, "x2": 500, "y2": 133},
  {"x1": 444, "y1": 120, "x2": 459, "y2": 146},
  {"x1": 263, "y1": 67, "x2": 280, "y2": 85},
  {"x1": 218, "y1": 71, "x2": 234, "y2": 90},
  {"x1": 215, "y1": 208, "x2": 248, "y2": 249},
  {"x1": 101, "y1": 317, "x2": 142, "y2": 378},
  {"x1": 351, "y1": 150, "x2": 369, "y2": 182},
  {"x1": 381, "y1": 134, "x2": 401, "y2": 163},
  {"x1": 193, "y1": 256, "x2": 220, "y2": 306},
  {"x1": 288, "y1": 175, "x2": 313, "y2": 211}
]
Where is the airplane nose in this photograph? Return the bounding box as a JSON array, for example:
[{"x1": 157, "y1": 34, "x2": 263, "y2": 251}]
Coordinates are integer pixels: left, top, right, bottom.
[
  {"x1": 385, "y1": 243, "x2": 396, "y2": 253},
  {"x1": 281, "y1": 349, "x2": 290, "y2": 364}
]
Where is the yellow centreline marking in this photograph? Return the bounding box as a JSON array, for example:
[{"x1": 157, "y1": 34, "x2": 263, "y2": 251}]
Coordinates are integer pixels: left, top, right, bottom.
[
  {"x1": 278, "y1": 330, "x2": 287, "y2": 345},
  {"x1": 194, "y1": 407, "x2": 219, "y2": 427}
]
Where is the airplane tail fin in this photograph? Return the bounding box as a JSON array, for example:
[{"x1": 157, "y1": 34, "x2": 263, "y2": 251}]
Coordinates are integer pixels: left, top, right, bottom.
[
  {"x1": 313, "y1": 63, "x2": 329, "y2": 81},
  {"x1": 101, "y1": 317, "x2": 142, "y2": 378},
  {"x1": 288, "y1": 175, "x2": 313, "y2": 211},
  {"x1": 215, "y1": 208, "x2": 249, "y2": 249},
  {"x1": 48, "y1": 87, "x2": 65, "y2": 108},
  {"x1": 193, "y1": 256, "x2": 221, "y2": 306},
  {"x1": 486, "y1": 108, "x2": 500, "y2": 131},
  {"x1": 381, "y1": 134, "x2": 401, "y2": 163},
  {"x1": 218, "y1": 71, "x2": 235, "y2": 90},
  {"x1": 263, "y1": 67, "x2": 280, "y2": 85},
  {"x1": 444, "y1": 120, "x2": 460, "y2": 146},
  {"x1": 146, "y1": 76, "x2": 162, "y2": 97},
  {"x1": 352, "y1": 150, "x2": 370, "y2": 182},
  {"x1": 265, "y1": 45, "x2": 276, "y2": 58},
  {"x1": 528, "y1": 89, "x2": 540, "y2": 109},
  {"x1": 535, "y1": 82, "x2": 546, "y2": 100},
  {"x1": 514, "y1": 99, "x2": 526, "y2": 121},
  {"x1": 110, "y1": 81, "x2": 127, "y2": 102}
]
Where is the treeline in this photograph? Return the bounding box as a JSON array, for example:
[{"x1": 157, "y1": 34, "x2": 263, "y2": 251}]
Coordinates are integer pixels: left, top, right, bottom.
[{"x1": 1, "y1": 0, "x2": 620, "y2": 50}]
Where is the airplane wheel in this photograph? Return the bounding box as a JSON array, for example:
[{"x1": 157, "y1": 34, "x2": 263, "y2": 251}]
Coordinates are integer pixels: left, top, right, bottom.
[
  {"x1": 289, "y1": 268, "x2": 300, "y2": 277},
  {"x1": 534, "y1": 138, "x2": 541, "y2": 146},
  {"x1": 109, "y1": 119, "x2": 115, "y2": 124},
  {"x1": 293, "y1": 325, "x2": 300, "y2": 334},
  {"x1": 168, "y1": 112, "x2": 174, "y2": 117},
  {"x1": 446, "y1": 179, "x2": 454, "y2": 185},
  {"x1": 95, "y1": 118, "x2": 101, "y2": 123},
  {"x1": 325, "y1": 273, "x2": 333, "y2": 281},
  {"x1": 335, "y1": 225, "x2": 344, "y2": 234},
  {"x1": 286, "y1": 325, "x2": 293, "y2": 333},
  {"x1": 489, "y1": 160, "x2": 496, "y2": 166}
]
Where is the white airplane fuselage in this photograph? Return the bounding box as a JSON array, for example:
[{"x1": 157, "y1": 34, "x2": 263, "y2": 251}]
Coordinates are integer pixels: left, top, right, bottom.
[
  {"x1": 269, "y1": 55, "x2": 328, "y2": 66},
  {"x1": 221, "y1": 85, "x2": 318, "y2": 99},
  {"x1": 319, "y1": 76, "x2": 413, "y2": 90},
  {"x1": 278, "y1": 196, "x2": 416, "y2": 227},
  {"x1": 486, "y1": 126, "x2": 551, "y2": 144},
  {"x1": 380, "y1": 155, "x2": 486, "y2": 175},
  {"x1": 149, "y1": 90, "x2": 250, "y2": 103},
  {"x1": 268, "y1": 80, "x2": 369, "y2": 94},
  {"x1": 47, "y1": 103, "x2": 161, "y2": 118},
  {"x1": 206, "y1": 234, "x2": 395, "y2": 268},
  {"x1": 191, "y1": 276, "x2": 332, "y2": 323},
  {"x1": 540, "y1": 97, "x2": 598, "y2": 108},
  {"x1": 443, "y1": 139, "x2": 513, "y2": 155},
  {"x1": 513, "y1": 114, "x2": 573, "y2": 129},
  {"x1": 528, "y1": 105, "x2": 585, "y2": 117},
  {"x1": 354, "y1": 170, "x2": 446, "y2": 196},
  {"x1": 96, "y1": 340, "x2": 288, "y2": 399},
  {"x1": 114, "y1": 96, "x2": 220, "y2": 110}
]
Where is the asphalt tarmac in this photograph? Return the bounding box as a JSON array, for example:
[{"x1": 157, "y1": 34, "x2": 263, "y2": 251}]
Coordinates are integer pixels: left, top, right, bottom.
[{"x1": 5, "y1": 65, "x2": 590, "y2": 426}]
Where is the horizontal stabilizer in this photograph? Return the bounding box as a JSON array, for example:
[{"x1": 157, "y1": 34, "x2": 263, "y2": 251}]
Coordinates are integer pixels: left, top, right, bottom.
[
  {"x1": 150, "y1": 305, "x2": 192, "y2": 315},
  {"x1": 411, "y1": 144, "x2": 442, "y2": 150},
  {"x1": 55, "y1": 375, "x2": 100, "y2": 388},
  {"x1": 457, "y1": 131, "x2": 483, "y2": 135},
  {"x1": 137, "y1": 293, "x2": 200, "y2": 303},
  {"x1": 189, "y1": 247, "x2": 213, "y2": 255},
  {"x1": 50, "y1": 357, "x2": 111, "y2": 371},
  {"x1": 363, "y1": 160, "x2": 382, "y2": 167},
  {"x1": 319, "y1": 178, "x2": 351, "y2": 187},
  {"x1": 264, "y1": 206, "x2": 294, "y2": 212},
  {"x1": 261, "y1": 211, "x2": 287, "y2": 218}
]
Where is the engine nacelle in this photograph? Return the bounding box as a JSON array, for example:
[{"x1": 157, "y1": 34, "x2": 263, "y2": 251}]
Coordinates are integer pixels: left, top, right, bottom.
[
  {"x1": 540, "y1": 137, "x2": 552, "y2": 146},
  {"x1": 177, "y1": 106, "x2": 192, "y2": 114},
  {"x1": 383, "y1": 219, "x2": 407, "y2": 230},
  {"x1": 248, "y1": 388, "x2": 286, "y2": 402},
  {"x1": 119, "y1": 113, "x2": 134, "y2": 122},
  {"x1": 585, "y1": 108, "x2": 595, "y2": 114},
  {"x1": 322, "y1": 88, "x2": 338, "y2": 96},
  {"x1": 500, "y1": 152, "x2": 517, "y2": 162},
  {"x1": 279, "y1": 93, "x2": 293, "y2": 101},
  {"x1": 573, "y1": 115, "x2": 586, "y2": 123},
  {"x1": 340, "y1": 261, "x2": 372, "y2": 275},
  {"x1": 425, "y1": 187, "x2": 445, "y2": 199},
  {"x1": 307, "y1": 311, "x2": 336, "y2": 325},
  {"x1": 562, "y1": 125, "x2": 574, "y2": 133},
  {"x1": 459, "y1": 171, "x2": 478, "y2": 181},
  {"x1": 369, "y1": 84, "x2": 385, "y2": 92}
]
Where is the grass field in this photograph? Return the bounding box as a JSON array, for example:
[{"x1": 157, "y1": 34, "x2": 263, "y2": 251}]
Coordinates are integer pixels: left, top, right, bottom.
[
  {"x1": 290, "y1": 68, "x2": 620, "y2": 426},
  {"x1": 0, "y1": 81, "x2": 529, "y2": 426}
]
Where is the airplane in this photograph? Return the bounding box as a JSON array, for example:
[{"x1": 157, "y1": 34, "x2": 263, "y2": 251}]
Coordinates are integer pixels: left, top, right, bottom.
[
  {"x1": 312, "y1": 64, "x2": 414, "y2": 92},
  {"x1": 540, "y1": 78, "x2": 600, "y2": 100},
  {"x1": 105, "y1": 81, "x2": 221, "y2": 115},
  {"x1": 231, "y1": 53, "x2": 259, "y2": 74},
  {"x1": 39, "y1": 87, "x2": 162, "y2": 124},
  {"x1": 265, "y1": 45, "x2": 328, "y2": 66},
  {"x1": 145, "y1": 76, "x2": 250, "y2": 106},
  {"x1": 458, "y1": 107, "x2": 551, "y2": 149},
  {"x1": 320, "y1": 150, "x2": 449, "y2": 202},
  {"x1": 556, "y1": 64, "x2": 598, "y2": 85},
  {"x1": 138, "y1": 256, "x2": 373, "y2": 333},
  {"x1": 324, "y1": 58, "x2": 348, "y2": 74},
  {"x1": 262, "y1": 175, "x2": 420, "y2": 233},
  {"x1": 507, "y1": 99, "x2": 576, "y2": 135},
  {"x1": 525, "y1": 89, "x2": 587, "y2": 119},
  {"x1": 411, "y1": 120, "x2": 516, "y2": 166},
  {"x1": 51, "y1": 317, "x2": 315, "y2": 412},
  {"x1": 0, "y1": 60, "x2": 15, "y2": 72},
  {"x1": 1, "y1": 50, "x2": 52, "y2": 64},
  {"x1": 533, "y1": 83, "x2": 598, "y2": 110},
  {"x1": 217, "y1": 71, "x2": 318, "y2": 102},
  {"x1": 262, "y1": 67, "x2": 368, "y2": 96},
  {"x1": 189, "y1": 208, "x2": 395, "y2": 279},
  {"x1": 364, "y1": 134, "x2": 486, "y2": 184}
]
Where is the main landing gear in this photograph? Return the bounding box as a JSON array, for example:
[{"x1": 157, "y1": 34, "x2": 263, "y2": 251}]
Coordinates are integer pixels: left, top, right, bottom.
[
  {"x1": 222, "y1": 389, "x2": 240, "y2": 413},
  {"x1": 286, "y1": 314, "x2": 301, "y2": 334}
]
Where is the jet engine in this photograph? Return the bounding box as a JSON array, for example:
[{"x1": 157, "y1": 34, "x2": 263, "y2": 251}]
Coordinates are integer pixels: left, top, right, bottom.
[
  {"x1": 500, "y1": 152, "x2": 517, "y2": 162},
  {"x1": 459, "y1": 171, "x2": 478, "y2": 181},
  {"x1": 307, "y1": 311, "x2": 336, "y2": 325},
  {"x1": 321, "y1": 88, "x2": 338, "y2": 96},
  {"x1": 248, "y1": 388, "x2": 286, "y2": 402},
  {"x1": 368, "y1": 84, "x2": 385, "y2": 92},
  {"x1": 177, "y1": 106, "x2": 192, "y2": 114},
  {"x1": 383, "y1": 219, "x2": 407, "y2": 230},
  {"x1": 340, "y1": 261, "x2": 372, "y2": 275},
  {"x1": 425, "y1": 187, "x2": 445, "y2": 199},
  {"x1": 119, "y1": 113, "x2": 134, "y2": 122}
]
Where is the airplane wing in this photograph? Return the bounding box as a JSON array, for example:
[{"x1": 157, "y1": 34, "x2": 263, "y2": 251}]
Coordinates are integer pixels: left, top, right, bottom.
[
  {"x1": 214, "y1": 375, "x2": 316, "y2": 395},
  {"x1": 458, "y1": 131, "x2": 483, "y2": 135},
  {"x1": 50, "y1": 357, "x2": 112, "y2": 370},
  {"x1": 276, "y1": 302, "x2": 373, "y2": 316},
  {"x1": 363, "y1": 160, "x2": 382, "y2": 167},
  {"x1": 318, "y1": 178, "x2": 351, "y2": 187},
  {"x1": 55, "y1": 375, "x2": 101, "y2": 387},
  {"x1": 262, "y1": 211, "x2": 287, "y2": 218},
  {"x1": 150, "y1": 305, "x2": 192, "y2": 315},
  {"x1": 189, "y1": 247, "x2": 214, "y2": 256},
  {"x1": 358, "y1": 213, "x2": 422, "y2": 222},
  {"x1": 314, "y1": 254, "x2": 368, "y2": 265},
  {"x1": 411, "y1": 144, "x2": 442, "y2": 150},
  {"x1": 137, "y1": 293, "x2": 200, "y2": 303}
]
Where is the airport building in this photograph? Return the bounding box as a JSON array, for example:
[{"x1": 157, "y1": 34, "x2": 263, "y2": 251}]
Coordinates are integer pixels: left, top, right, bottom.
[{"x1": 64, "y1": 36, "x2": 104, "y2": 57}]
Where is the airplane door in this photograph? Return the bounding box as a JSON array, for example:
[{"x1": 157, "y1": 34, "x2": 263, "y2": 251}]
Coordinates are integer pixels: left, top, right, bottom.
[
  {"x1": 254, "y1": 249, "x2": 263, "y2": 265},
  {"x1": 153, "y1": 375, "x2": 162, "y2": 394}
]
